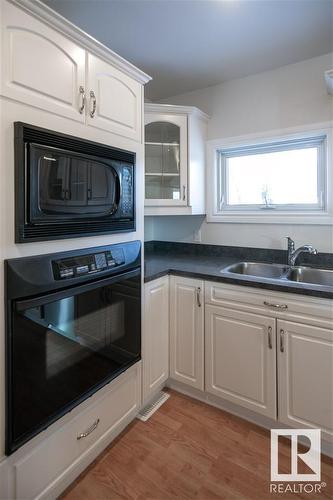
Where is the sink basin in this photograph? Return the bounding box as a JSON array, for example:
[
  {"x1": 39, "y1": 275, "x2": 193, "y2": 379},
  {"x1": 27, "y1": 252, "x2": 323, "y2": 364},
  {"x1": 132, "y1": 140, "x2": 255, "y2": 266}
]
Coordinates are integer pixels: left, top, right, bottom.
[
  {"x1": 286, "y1": 267, "x2": 333, "y2": 287},
  {"x1": 222, "y1": 262, "x2": 288, "y2": 279}
]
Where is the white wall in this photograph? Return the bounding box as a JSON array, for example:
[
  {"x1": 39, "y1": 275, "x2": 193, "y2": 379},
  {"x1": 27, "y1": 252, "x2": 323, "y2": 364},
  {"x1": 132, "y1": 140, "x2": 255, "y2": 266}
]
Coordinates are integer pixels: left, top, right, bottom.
[{"x1": 147, "y1": 53, "x2": 333, "y2": 252}]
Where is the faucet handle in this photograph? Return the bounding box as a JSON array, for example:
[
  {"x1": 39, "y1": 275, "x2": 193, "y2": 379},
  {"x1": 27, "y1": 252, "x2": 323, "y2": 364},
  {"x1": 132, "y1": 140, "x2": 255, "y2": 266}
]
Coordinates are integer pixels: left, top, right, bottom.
[{"x1": 286, "y1": 236, "x2": 295, "y2": 250}]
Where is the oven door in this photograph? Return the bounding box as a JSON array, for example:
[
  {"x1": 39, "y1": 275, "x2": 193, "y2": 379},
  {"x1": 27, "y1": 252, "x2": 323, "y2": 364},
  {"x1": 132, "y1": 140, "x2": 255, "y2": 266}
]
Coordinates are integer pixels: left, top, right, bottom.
[
  {"x1": 7, "y1": 268, "x2": 141, "y2": 454},
  {"x1": 29, "y1": 144, "x2": 121, "y2": 222}
]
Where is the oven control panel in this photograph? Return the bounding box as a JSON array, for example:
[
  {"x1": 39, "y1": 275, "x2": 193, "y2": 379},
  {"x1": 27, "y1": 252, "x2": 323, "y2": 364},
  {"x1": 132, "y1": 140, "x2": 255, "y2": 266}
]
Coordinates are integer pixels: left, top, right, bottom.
[{"x1": 52, "y1": 249, "x2": 125, "y2": 280}]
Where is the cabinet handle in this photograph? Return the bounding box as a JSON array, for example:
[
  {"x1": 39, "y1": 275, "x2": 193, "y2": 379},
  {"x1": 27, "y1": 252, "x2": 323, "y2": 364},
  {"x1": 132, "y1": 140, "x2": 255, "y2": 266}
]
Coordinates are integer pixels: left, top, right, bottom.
[
  {"x1": 263, "y1": 301, "x2": 288, "y2": 310},
  {"x1": 268, "y1": 326, "x2": 273, "y2": 349},
  {"x1": 280, "y1": 329, "x2": 285, "y2": 353},
  {"x1": 77, "y1": 418, "x2": 100, "y2": 440},
  {"x1": 79, "y1": 85, "x2": 85, "y2": 114},
  {"x1": 89, "y1": 90, "x2": 97, "y2": 118},
  {"x1": 196, "y1": 287, "x2": 201, "y2": 307},
  {"x1": 182, "y1": 185, "x2": 186, "y2": 201}
]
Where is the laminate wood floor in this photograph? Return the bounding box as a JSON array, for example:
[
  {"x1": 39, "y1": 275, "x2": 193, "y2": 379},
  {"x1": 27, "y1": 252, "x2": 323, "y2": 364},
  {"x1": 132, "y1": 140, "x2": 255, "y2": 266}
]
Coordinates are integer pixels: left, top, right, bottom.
[{"x1": 61, "y1": 390, "x2": 333, "y2": 500}]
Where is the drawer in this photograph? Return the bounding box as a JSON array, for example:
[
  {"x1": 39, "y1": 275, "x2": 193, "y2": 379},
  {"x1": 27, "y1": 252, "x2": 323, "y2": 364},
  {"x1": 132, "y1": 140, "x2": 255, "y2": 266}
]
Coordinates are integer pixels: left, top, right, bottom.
[
  {"x1": 14, "y1": 363, "x2": 141, "y2": 500},
  {"x1": 205, "y1": 282, "x2": 333, "y2": 329}
]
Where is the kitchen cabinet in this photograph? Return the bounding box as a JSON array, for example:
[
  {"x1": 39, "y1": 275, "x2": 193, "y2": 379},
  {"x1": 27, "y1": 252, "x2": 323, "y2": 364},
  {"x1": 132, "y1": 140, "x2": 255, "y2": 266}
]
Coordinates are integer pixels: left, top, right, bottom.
[
  {"x1": 277, "y1": 320, "x2": 333, "y2": 442},
  {"x1": 144, "y1": 104, "x2": 209, "y2": 215},
  {"x1": 1, "y1": 1, "x2": 148, "y2": 141},
  {"x1": 169, "y1": 276, "x2": 204, "y2": 390},
  {"x1": 1, "y1": 1, "x2": 86, "y2": 122},
  {"x1": 86, "y1": 54, "x2": 142, "y2": 141},
  {"x1": 143, "y1": 277, "x2": 169, "y2": 402},
  {"x1": 205, "y1": 305, "x2": 277, "y2": 418}
]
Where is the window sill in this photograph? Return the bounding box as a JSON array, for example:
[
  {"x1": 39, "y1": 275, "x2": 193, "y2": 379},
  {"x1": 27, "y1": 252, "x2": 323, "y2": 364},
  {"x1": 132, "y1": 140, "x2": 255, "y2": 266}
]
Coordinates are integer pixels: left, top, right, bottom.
[{"x1": 207, "y1": 212, "x2": 333, "y2": 225}]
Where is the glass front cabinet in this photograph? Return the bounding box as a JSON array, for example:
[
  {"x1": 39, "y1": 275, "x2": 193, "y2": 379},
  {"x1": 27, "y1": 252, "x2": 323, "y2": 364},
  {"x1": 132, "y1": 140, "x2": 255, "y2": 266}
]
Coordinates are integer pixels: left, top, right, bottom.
[{"x1": 144, "y1": 104, "x2": 209, "y2": 215}]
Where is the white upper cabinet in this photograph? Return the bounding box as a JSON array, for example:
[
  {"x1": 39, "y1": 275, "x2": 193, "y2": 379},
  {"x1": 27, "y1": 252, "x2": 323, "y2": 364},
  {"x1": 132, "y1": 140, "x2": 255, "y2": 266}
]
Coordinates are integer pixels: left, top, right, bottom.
[
  {"x1": 145, "y1": 113, "x2": 188, "y2": 206},
  {"x1": 1, "y1": 2, "x2": 85, "y2": 122},
  {"x1": 277, "y1": 320, "x2": 333, "y2": 443},
  {"x1": 1, "y1": 1, "x2": 150, "y2": 139},
  {"x1": 205, "y1": 305, "x2": 277, "y2": 419},
  {"x1": 87, "y1": 54, "x2": 142, "y2": 141},
  {"x1": 144, "y1": 104, "x2": 209, "y2": 215}
]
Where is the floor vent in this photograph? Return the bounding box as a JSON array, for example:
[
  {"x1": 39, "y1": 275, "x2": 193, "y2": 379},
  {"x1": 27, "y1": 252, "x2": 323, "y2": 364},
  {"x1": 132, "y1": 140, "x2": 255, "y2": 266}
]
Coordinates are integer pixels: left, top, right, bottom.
[{"x1": 137, "y1": 391, "x2": 170, "y2": 422}]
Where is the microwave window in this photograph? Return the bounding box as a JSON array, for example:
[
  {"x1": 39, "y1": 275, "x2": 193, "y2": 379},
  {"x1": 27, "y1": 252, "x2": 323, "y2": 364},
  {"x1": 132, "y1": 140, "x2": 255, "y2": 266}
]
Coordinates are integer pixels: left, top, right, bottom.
[{"x1": 38, "y1": 152, "x2": 118, "y2": 216}]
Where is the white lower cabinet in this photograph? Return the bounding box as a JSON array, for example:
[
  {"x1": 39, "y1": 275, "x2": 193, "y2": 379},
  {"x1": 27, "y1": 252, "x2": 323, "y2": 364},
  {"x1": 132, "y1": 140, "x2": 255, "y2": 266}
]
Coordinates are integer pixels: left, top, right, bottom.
[
  {"x1": 277, "y1": 320, "x2": 333, "y2": 442},
  {"x1": 143, "y1": 277, "x2": 169, "y2": 402},
  {"x1": 169, "y1": 276, "x2": 204, "y2": 390},
  {"x1": 205, "y1": 305, "x2": 277, "y2": 419},
  {"x1": 10, "y1": 363, "x2": 141, "y2": 500}
]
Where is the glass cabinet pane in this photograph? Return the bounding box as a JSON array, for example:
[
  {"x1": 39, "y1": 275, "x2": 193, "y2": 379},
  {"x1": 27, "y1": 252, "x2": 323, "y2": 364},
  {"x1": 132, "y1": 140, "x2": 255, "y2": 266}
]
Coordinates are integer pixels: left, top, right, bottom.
[{"x1": 145, "y1": 121, "x2": 181, "y2": 200}]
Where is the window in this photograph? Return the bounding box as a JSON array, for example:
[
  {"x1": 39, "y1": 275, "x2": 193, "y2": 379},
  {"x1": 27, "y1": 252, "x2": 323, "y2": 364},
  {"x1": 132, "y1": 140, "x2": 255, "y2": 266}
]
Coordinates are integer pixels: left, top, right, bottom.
[{"x1": 216, "y1": 136, "x2": 326, "y2": 214}]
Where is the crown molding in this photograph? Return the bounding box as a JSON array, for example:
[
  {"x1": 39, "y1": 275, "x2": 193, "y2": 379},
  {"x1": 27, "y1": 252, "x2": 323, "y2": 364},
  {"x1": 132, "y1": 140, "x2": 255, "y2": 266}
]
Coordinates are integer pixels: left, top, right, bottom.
[
  {"x1": 8, "y1": 0, "x2": 152, "y2": 85},
  {"x1": 145, "y1": 103, "x2": 210, "y2": 121}
]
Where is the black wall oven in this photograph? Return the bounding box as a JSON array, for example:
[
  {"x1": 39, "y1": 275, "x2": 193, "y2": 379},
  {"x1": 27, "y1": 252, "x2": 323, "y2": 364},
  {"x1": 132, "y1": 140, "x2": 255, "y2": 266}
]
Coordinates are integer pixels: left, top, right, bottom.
[
  {"x1": 15, "y1": 123, "x2": 135, "y2": 242},
  {"x1": 5, "y1": 241, "x2": 141, "y2": 455}
]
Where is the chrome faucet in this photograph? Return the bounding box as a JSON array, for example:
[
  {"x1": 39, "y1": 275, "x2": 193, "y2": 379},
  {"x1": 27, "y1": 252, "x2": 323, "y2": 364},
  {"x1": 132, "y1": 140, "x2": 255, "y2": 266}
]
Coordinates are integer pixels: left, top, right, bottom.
[{"x1": 287, "y1": 237, "x2": 318, "y2": 266}]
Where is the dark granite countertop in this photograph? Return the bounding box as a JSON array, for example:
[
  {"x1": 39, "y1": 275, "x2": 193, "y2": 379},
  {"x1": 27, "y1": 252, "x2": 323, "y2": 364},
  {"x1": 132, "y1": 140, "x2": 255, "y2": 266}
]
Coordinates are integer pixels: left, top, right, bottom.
[{"x1": 144, "y1": 241, "x2": 333, "y2": 299}]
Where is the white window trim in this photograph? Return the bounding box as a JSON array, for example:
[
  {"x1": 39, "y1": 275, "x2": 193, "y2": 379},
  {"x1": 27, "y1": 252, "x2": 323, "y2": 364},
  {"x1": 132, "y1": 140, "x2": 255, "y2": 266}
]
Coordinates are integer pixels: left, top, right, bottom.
[{"x1": 206, "y1": 122, "x2": 333, "y2": 225}]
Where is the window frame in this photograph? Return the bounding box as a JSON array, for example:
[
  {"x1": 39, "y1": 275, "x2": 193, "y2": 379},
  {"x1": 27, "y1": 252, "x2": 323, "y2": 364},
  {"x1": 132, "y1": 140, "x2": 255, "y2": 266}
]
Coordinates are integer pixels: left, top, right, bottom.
[{"x1": 207, "y1": 125, "x2": 333, "y2": 225}]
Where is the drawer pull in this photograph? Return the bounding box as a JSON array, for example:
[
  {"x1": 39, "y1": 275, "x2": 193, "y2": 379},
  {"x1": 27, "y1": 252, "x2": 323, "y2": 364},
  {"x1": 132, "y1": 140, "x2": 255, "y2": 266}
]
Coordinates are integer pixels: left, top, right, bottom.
[
  {"x1": 263, "y1": 301, "x2": 288, "y2": 310},
  {"x1": 268, "y1": 326, "x2": 273, "y2": 349},
  {"x1": 89, "y1": 90, "x2": 97, "y2": 118},
  {"x1": 280, "y1": 329, "x2": 285, "y2": 353},
  {"x1": 79, "y1": 85, "x2": 85, "y2": 114},
  {"x1": 77, "y1": 418, "x2": 100, "y2": 440}
]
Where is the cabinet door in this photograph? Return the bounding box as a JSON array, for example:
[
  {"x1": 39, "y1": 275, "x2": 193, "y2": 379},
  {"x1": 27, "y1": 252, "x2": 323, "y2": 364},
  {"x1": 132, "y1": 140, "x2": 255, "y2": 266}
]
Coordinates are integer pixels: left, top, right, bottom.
[
  {"x1": 277, "y1": 320, "x2": 333, "y2": 443},
  {"x1": 145, "y1": 114, "x2": 188, "y2": 206},
  {"x1": 87, "y1": 54, "x2": 142, "y2": 141},
  {"x1": 205, "y1": 305, "x2": 276, "y2": 418},
  {"x1": 170, "y1": 276, "x2": 204, "y2": 390},
  {"x1": 143, "y1": 277, "x2": 169, "y2": 402},
  {"x1": 1, "y1": 2, "x2": 85, "y2": 121}
]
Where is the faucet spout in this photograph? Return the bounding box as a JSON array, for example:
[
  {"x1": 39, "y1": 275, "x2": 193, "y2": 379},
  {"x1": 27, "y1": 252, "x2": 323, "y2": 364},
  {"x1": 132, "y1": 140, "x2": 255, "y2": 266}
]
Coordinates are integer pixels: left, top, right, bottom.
[{"x1": 286, "y1": 237, "x2": 318, "y2": 266}]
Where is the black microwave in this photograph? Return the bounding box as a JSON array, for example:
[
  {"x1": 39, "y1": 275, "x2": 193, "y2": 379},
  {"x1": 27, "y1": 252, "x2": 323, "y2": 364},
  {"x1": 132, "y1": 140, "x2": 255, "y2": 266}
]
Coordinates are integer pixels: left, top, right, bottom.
[{"x1": 14, "y1": 123, "x2": 135, "y2": 242}]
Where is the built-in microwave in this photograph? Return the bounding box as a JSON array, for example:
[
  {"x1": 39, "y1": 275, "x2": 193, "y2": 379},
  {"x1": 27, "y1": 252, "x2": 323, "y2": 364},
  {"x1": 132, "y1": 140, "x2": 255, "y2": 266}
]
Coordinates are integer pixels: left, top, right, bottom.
[{"x1": 15, "y1": 123, "x2": 135, "y2": 242}]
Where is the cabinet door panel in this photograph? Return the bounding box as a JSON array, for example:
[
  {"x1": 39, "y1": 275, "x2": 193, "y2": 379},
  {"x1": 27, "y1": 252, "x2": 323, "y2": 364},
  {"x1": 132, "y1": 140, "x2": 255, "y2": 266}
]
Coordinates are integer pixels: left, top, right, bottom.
[
  {"x1": 145, "y1": 114, "x2": 188, "y2": 206},
  {"x1": 205, "y1": 305, "x2": 276, "y2": 418},
  {"x1": 170, "y1": 277, "x2": 204, "y2": 390},
  {"x1": 2, "y1": 2, "x2": 85, "y2": 121},
  {"x1": 87, "y1": 54, "x2": 141, "y2": 141},
  {"x1": 143, "y1": 277, "x2": 169, "y2": 401},
  {"x1": 278, "y1": 320, "x2": 333, "y2": 443}
]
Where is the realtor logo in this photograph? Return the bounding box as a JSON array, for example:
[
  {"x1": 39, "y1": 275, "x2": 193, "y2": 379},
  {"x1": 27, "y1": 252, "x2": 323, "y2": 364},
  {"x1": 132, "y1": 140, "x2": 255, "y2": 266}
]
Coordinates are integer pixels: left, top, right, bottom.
[{"x1": 270, "y1": 429, "x2": 321, "y2": 482}]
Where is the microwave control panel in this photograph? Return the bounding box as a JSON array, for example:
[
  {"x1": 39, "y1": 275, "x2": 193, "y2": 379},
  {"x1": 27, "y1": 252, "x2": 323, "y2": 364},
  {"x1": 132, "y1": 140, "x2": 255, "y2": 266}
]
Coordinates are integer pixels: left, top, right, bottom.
[{"x1": 52, "y1": 249, "x2": 125, "y2": 280}]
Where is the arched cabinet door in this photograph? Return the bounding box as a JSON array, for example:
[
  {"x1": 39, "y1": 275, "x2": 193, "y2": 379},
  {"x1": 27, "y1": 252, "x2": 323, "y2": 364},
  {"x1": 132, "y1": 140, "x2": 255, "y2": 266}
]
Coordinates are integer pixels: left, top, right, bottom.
[
  {"x1": 86, "y1": 54, "x2": 142, "y2": 141},
  {"x1": 144, "y1": 114, "x2": 188, "y2": 206},
  {"x1": 1, "y1": 2, "x2": 86, "y2": 122}
]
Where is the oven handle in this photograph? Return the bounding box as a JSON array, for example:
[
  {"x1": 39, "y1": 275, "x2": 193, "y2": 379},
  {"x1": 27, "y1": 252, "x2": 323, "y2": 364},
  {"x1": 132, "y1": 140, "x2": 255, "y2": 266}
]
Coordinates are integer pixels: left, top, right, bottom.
[{"x1": 15, "y1": 267, "x2": 141, "y2": 312}]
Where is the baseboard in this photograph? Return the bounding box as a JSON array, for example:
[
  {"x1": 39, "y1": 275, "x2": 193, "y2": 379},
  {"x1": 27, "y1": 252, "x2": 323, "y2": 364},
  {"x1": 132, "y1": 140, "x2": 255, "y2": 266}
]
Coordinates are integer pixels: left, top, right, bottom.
[{"x1": 166, "y1": 379, "x2": 333, "y2": 459}]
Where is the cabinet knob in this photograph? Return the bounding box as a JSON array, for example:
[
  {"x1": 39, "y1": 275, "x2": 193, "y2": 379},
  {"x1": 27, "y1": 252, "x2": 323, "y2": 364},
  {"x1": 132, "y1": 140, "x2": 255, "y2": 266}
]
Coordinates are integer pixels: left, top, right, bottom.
[
  {"x1": 79, "y1": 86, "x2": 85, "y2": 114},
  {"x1": 89, "y1": 90, "x2": 97, "y2": 118}
]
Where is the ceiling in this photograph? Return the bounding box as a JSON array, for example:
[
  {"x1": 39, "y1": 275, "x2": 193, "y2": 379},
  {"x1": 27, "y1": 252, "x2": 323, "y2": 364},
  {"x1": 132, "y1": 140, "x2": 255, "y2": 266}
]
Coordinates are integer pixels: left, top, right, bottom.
[{"x1": 44, "y1": 0, "x2": 333, "y2": 100}]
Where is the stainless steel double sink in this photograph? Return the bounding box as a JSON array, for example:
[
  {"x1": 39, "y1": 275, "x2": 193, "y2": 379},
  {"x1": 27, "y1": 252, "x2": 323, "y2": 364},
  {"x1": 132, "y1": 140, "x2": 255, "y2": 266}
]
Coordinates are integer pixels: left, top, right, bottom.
[{"x1": 222, "y1": 261, "x2": 333, "y2": 287}]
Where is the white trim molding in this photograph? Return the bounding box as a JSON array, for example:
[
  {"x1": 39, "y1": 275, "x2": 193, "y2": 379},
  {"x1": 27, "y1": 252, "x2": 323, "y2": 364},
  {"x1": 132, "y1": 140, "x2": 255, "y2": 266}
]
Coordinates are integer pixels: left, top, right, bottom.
[
  {"x1": 145, "y1": 103, "x2": 210, "y2": 122},
  {"x1": 8, "y1": 0, "x2": 152, "y2": 85},
  {"x1": 206, "y1": 122, "x2": 333, "y2": 225}
]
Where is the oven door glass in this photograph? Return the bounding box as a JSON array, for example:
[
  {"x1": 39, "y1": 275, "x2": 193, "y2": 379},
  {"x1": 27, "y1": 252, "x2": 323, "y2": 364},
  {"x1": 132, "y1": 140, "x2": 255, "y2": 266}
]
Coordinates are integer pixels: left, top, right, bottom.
[
  {"x1": 30, "y1": 145, "x2": 120, "y2": 220},
  {"x1": 9, "y1": 270, "x2": 141, "y2": 452}
]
